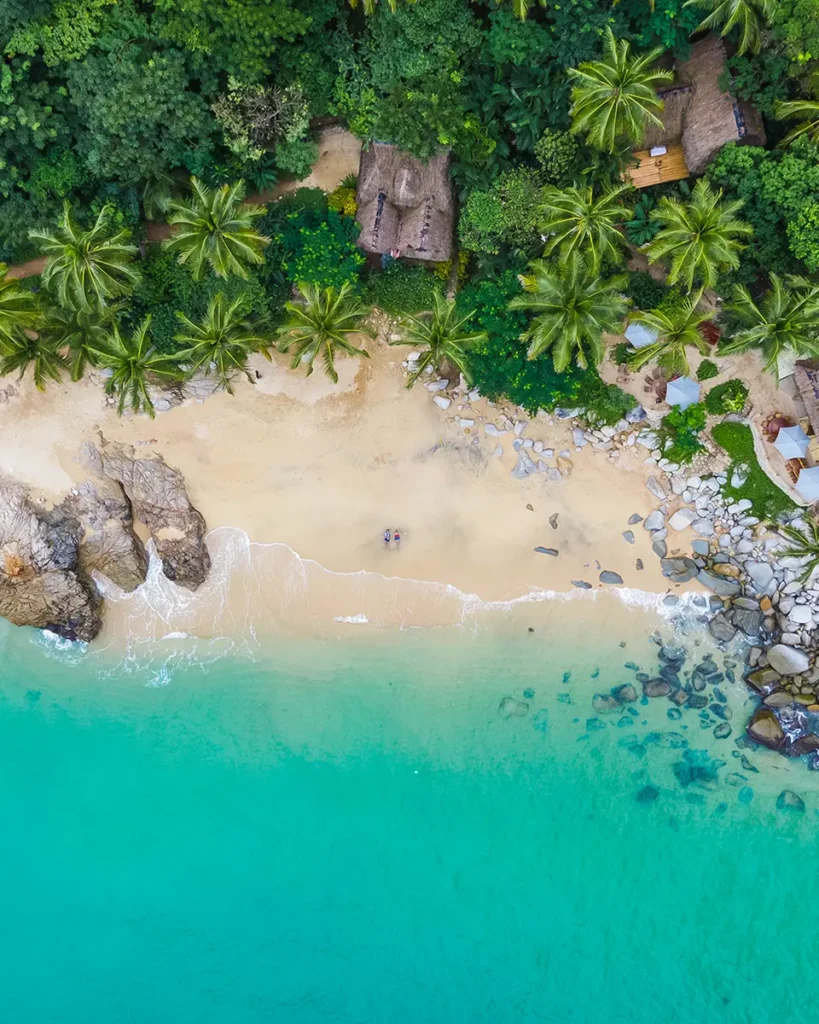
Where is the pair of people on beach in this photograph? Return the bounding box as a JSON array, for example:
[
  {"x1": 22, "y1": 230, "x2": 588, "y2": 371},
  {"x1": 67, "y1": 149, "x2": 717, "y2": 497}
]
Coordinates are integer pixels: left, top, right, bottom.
[{"x1": 383, "y1": 528, "x2": 401, "y2": 548}]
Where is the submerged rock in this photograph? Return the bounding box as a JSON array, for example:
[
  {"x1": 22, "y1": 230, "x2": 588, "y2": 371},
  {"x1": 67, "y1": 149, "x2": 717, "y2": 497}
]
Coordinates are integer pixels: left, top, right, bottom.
[
  {"x1": 636, "y1": 784, "x2": 660, "y2": 803},
  {"x1": 498, "y1": 696, "x2": 529, "y2": 718},
  {"x1": 747, "y1": 707, "x2": 786, "y2": 750},
  {"x1": 776, "y1": 789, "x2": 806, "y2": 813}
]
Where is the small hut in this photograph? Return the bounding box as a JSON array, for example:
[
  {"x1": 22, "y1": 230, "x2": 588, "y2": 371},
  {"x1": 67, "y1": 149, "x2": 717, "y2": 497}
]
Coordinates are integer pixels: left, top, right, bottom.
[
  {"x1": 627, "y1": 34, "x2": 766, "y2": 189},
  {"x1": 355, "y1": 143, "x2": 454, "y2": 262}
]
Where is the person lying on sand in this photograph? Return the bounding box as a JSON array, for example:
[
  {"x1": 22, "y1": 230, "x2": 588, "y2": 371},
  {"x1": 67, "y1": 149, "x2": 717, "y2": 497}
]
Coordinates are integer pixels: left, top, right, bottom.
[{"x1": 384, "y1": 528, "x2": 391, "y2": 547}]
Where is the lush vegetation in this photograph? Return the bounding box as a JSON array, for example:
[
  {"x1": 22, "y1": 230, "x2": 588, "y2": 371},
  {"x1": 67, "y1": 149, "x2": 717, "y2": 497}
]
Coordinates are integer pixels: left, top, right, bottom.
[
  {"x1": 712, "y1": 421, "x2": 796, "y2": 519},
  {"x1": 704, "y1": 378, "x2": 750, "y2": 414},
  {"x1": 659, "y1": 402, "x2": 707, "y2": 464}
]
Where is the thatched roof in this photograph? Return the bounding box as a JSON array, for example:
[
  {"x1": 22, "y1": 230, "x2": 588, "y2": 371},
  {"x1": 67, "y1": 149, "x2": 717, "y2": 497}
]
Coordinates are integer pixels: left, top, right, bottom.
[
  {"x1": 794, "y1": 360, "x2": 819, "y2": 437},
  {"x1": 628, "y1": 34, "x2": 766, "y2": 186},
  {"x1": 356, "y1": 143, "x2": 453, "y2": 262}
]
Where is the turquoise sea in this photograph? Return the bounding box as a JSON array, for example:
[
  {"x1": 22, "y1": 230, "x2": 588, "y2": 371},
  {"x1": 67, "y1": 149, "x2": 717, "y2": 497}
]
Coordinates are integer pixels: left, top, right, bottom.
[{"x1": 1, "y1": 604, "x2": 816, "y2": 1024}]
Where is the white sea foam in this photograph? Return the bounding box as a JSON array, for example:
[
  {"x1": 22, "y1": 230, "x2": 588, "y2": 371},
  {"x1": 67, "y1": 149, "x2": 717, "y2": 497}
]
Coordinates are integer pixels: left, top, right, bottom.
[{"x1": 334, "y1": 614, "x2": 370, "y2": 624}]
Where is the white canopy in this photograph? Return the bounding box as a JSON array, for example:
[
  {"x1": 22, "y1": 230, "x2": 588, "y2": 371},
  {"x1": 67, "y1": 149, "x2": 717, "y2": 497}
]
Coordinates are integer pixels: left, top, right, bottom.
[
  {"x1": 774, "y1": 425, "x2": 810, "y2": 460},
  {"x1": 625, "y1": 322, "x2": 659, "y2": 350},
  {"x1": 796, "y1": 466, "x2": 819, "y2": 501},
  {"x1": 665, "y1": 376, "x2": 700, "y2": 411}
]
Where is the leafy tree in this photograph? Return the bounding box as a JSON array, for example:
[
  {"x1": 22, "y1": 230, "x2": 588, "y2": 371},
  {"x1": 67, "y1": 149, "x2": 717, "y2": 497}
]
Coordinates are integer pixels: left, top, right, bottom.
[
  {"x1": 274, "y1": 207, "x2": 365, "y2": 290},
  {"x1": 164, "y1": 178, "x2": 269, "y2": 281},
  {"x1": 778, "y1": 518, "x2": 819, "y2": 582},
  {"x1": 390, "y1": 289, "x2": 487, "y2": 387},
  {"x1": 0, "y1": 333, "x2": 67, "y2": 391},
  {"x1": 0, "y1": 265, "x2": 41, "y2": 347},
  {"x1": 41, "y1": 300, "x2": 120, "y2": 381},
  {"x1": 659, "y1": 402, "x2": 707, "y2": 464},
  {"x1": 5, "y1": 0, "x2": 116, "y2": 65},
  {"x1": 213, "y1": 80, "x2": 310, "y2": 162},
  {"x1": 86, "y1": 316, "x2": 181, "y2": 417},
  {"x1": 647, "y1": 179, "x2": 752, "y2": 294},
  {"x1": 509, "y1": 252, "x2": 628, "y2": 370},
  {"x1": 720, "y1": 274, "x2": 819, "y2": 372},
  {"x1": 538, "y1": 184, "x2": 633, "y2": 268},
  {"x1": 30, "y1": 203, "x2": 140, "y2": 312},
  {"x1": 174, "y1": 293, "x2": 271, "y2": 394},
  {"x1": 626, "y1": 301, "x2": 714, "y2": 375},
  {"x1": 567, "y1": 30, "x2": 672, "y2": 152},
  {"x1": 685, "y1": 0, "x2": 776, "y2": 55},
  {"x1": 534, "y1": 129, "x2": 578, "y2": 185},
  {"x1": 275, "y1": 282, "x2": 373, "y2": 383},
  {"x1": 460, "y1": 167, "x2": 545, "y2": 255}
]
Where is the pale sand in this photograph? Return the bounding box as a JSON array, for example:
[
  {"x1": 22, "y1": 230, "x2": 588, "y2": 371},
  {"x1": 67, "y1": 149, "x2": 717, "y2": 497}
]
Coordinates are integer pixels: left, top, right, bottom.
[{"x1": 0, "y1": 337, "x2": 697, "y2": 643}]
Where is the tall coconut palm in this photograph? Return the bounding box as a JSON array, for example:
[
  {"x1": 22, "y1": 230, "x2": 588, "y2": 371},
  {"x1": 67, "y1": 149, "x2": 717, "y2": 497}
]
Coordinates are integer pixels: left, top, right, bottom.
[
  {"x1": 41, "y1": 300, "x2": 121, "y2": 381},
  {"x1": 29, "y1": 202, "x2": 140, "y2": 313},
  {"x1": 275, "y1": 282, "x2": 372, "y2": 383},
  {"x1": 538, "y1": 184, "x2": 633, "y2": 269},
  {"x1": 720, "y1": 274, "x2": 819, "y2": 373},
  {"x1": 775, "y1": 97, "x2": 819, "y2": 147},
  {"x1": 174, "y1": 293, "x2": 272, "y2": 394},
  {"x1": 390, "y1": 290, "x2": 487, "y2": 388},
  {"x1": 0, "y1": 334, "x2": 68, "y2": 391},
  {"x1": 647, "y1": 179, "x2": 752, "y2": 295},
  {"x1": 86, "y1": 316, "x2": 181, "y2": 418},
  {"x1": 164, "y1": 178, "x2": 269, "y2": 281},
  {"x1": 0, "y1": 264, "x2": 40, "y2": 348},
  {"x1": 625, "y1": 301, "x2": 714, "y2": 376},
  {"x1": 567, "y1": 30, "x2": 673, "y2": 153},
  {"x1": 686, "y1": 0, "x2": 775, "y2": 55},
  {"x1": 509, "y1": 252, "x2": 628, "y2": 370}
]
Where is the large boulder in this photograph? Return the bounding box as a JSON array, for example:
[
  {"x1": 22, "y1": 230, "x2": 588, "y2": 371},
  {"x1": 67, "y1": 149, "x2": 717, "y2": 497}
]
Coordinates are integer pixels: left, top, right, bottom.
[
  {"x1": 660, "y1": 556, "x2": 698, "y2": 583},
  {"x1": 747, "y1": 707, "x2": 785, "y2": 750},
  {"x1": 86, "y1": 443, "x2": 210, "y2": 590},
  {"x1": 0, "y1": 479, "x2": 101, "y2": 641},
  {"x1": 767, "y1": 644, "x2": 810, "y2": 676}
]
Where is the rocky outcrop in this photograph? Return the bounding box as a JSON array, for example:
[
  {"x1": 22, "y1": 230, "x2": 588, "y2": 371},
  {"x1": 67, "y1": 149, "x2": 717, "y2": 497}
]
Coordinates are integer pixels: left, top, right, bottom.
[
  {"x1": 0, "y1": 479, "x2": 101, "y2": 641},
  {"x1": 86, "y1": 442, "x2": 210, "y2": 590}
]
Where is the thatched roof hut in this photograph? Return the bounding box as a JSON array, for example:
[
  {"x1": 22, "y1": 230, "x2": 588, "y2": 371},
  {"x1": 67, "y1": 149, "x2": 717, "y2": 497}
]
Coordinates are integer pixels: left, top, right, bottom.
[
  {"x1": 627, "y1": 34, "x2": 766, "y2": 188},
  {"x1": 794, "y1": 360, "x2": 819, "y2": 436},
  {"x1": 356, "y1": 143, "x2": 453, "y2": 262}
]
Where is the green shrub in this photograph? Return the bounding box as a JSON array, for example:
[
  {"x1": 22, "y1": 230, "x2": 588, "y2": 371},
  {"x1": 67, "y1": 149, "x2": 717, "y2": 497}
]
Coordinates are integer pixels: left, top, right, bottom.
[
  {"x1": 625, "y1": 270, "x2": 667, "y2": 311},
  {"x1": 712, "y1": 421, "x2": 796, "y2": 520},
  {"x1": 459, "y1": 166, "x2": 544, "y2": 255},
  {"x1": 275, "y1": 208, "x2": 364, "y2": 291},
  {"x1": 659, "y1": 402, "x2": 707, "y2": 464},
  {"x1": 275, "y1": 138, "x2": 319, "y2": 181},
  {"x1": 612, "y1": 341, "x2": 631, "y2": 365},
  {"x1": 705, "y1": 378, "x2": 749, "y2": 414},
  {"x1": 363, "y1": 263, "x2": 437, "y2": 315},
  {"x1": 534, "y1": 129, "x2": 577, "y2": 186},
  {"x1": 697, "y1": 359, "x2": 719, "y2": 381}
]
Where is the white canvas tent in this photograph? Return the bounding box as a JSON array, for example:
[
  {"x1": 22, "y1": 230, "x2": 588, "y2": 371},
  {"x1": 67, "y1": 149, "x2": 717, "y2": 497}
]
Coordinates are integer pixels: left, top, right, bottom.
[
  {"x1": 625, "y1": 322, "x2": 659, "y2": 350},
  {"x1": 666, "y1": 376, "x2": 700, "y2": 411}
]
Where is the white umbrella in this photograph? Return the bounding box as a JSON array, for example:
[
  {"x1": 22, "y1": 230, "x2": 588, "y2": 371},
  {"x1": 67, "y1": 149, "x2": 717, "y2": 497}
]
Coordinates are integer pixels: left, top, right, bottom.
[
  {"x1": 774, "y1": 425, "x2": 810, "y2": 460},
  {"x1": 625, "y1": 322, "x2": 658, "y2": 350},
  {"x1": 796, "y1": 466, "x2": 819, "y2": 501},
  {"x1": 665, "y1": 376, "x2": 700, "y2": 411}
]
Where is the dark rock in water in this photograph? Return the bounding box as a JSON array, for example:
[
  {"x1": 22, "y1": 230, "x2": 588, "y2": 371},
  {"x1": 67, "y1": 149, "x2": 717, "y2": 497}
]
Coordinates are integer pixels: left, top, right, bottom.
[
  {"x1": 709, "y1": 613, "x2": 737, "y2": 643},
  {"x1": 643, "y1": 678, "x2": 672, "y2": 698},
  {"x1": 624, "y1": 661, "x2": 640, "y2": 671},
  {"x1": 532, "y1": 709, "x2": 549, "y2": 732},
  {"x1": 673, "y1": 760, "x2": 693, "y2": 787},
  {"x1": 685, "y1": 792, "x2": 706, "y2": 805},
  {"x1": 571, "y1": 579, "x2": 592, "y2": 590},
  {"x1": 660, "y1": 556, "x2": 698, "y2": 583},
  {"x1": 617, "y1": 716, "x2": 634, "y2": 728},
  {"x1": 26, "y1": 689, "x2": 41, "y2": 703},
  {"x1": 687, "y1": 693, "x2": 708, "y2": 709},
  {"x1": 499, "y1": 697, "x2": 529, "y2": 718},
  {"x1": 562, "y1": 671, "x2": 571, "y2": 683},
  {"x1": 740, "y1": 755, "x2": 759, "y2": 774},
  {"x1": 656, "y1": 731, "x2": 688, "y2": 749},
  {"x1": 636, "y1": 558, "x2": 644, "y2": 570},
  {"x1": 612, "y1": 683, "x2": 637, "y2": 703},
  {"x1": 586, "y1": 717, "x2": 606, "y2": 732},
  {"x1": 534, "y1": 546, "x2": 559, "y2": 556},
  {"x1": 591, "y1": 667, "x2": 599, "y2": 679},
  {"x1": 691, "y1": 671, "x2": 708, "y2": 693},
  {"x1": 747, "y1": 707, "x2": 785, "y2": 749},
  {"x1": 636, "y1": 671, "x2": 649, "y2": 683},
  {"x1": 593, "y1": 693, "x2": 621, "y2": 713},
  {"x1": 663, "y1": 594, "x2": 679, "y2": 607},
  {"x1": 713, "y1": 686, "x2": 727, "y2": 704},
  {"x1": 523, "y1": 687, "x2": 535, "y2": 699},
  {"x1": 636, "y1": 784, "x2": 660, "y2": 803},
  {"x1": 670, "y1": 689, "x2": 688, "y2": 706},
  {"x1": 776, "y1": 789, "x2": 806, "y2": 813},
  {"x1": 738, "y1": 786, "x2": 754, "y2": 804},
  {"x1": 789, "y1": 734, "x2": 819, "y2": 756},
  {"x1": 599, "y1": 569, "x2": 624, "y2": 585},
  {"x1": 725, "y1": 772, "x2": 747, "y2": 787},
  {"x1": 745, "y1": 668, "x2": 782, "y2": 697},
  {"x1": 808, "y1": 751, "x2": 819, "y2": 771},
  {"x1": 668, "y1": 707, "x2": 682, "y2": 721},
  {"x1": 627, "y1": 706, "x2": 639, "y2": 717},
  {"x1": 659, "y1": 644, "x2": 686, "y2": 665},
  {"x1": 714, "y1": 722, "x2": 732, "y2": 739},
  {"x1": 710, "y1": 703, "x2": 731, "y2": 721}
]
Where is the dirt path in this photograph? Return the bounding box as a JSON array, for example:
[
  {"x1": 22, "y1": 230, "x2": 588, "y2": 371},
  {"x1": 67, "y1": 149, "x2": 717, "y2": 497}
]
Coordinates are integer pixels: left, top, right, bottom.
[{"x1": 8, "y1": 128, "x2": 363, "y2": 277}]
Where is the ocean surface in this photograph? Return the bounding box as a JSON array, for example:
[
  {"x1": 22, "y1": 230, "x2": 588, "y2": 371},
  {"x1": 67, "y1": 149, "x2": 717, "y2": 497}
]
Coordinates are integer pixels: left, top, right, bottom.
[{"x1": 1, "y1": 605, "x2": 816, "y2": 1024}]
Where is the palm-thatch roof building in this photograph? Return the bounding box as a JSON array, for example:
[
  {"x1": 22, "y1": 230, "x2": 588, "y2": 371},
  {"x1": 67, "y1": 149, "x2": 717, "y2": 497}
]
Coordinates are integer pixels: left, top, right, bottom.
[
  {"x1": 627, "y1": 34, "x2": 766, "y2": 189},
  {"x1": 355, "y1": 143, "x2": 454, "y2": 262}
]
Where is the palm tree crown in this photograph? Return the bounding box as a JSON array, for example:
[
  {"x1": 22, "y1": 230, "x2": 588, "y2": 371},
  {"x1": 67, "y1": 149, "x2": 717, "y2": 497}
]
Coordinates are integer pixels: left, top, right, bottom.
[
  {"x1": 775, "y1": 97, "x2": 819, "y2": 147},
  {"x1": 720, "y1": 274, "x2": 819, "y2": 373},
  {"x1": 686, "y1": 0, "x2": 775, "y2": 56},
  {"x1": 779, "y1": 518, "x2": 819, "y2": 583},
  {"x1": 390, "y1": 290, "x2": 487, "y2": 388},
  {"x1": 538, "y1": 184, "x2": 633, "y2": 269},
  {"x1": 509, "y1": 252, "x2": 628, "y2": 371},
  {"x1": 626, "y1": 301, "x2": 714, "y2": 376},
  {"x1": 647, "y1": 179, "x2": 752, "y2": 294},
  {"x1": 567, "y1": 30, "x2": 673, "y2": 152},
  {"x1": 0, "y1": 334, "x2": 68, "y2": 392},
  {"x1": 174, "y1": 293, "x2": 272, "y2": 394},
  {"x1": 86, "y1": 316, "x2": 181, "y2": 417},
  {"x1": 41, "y1": 300, "x2": 120, "y2": 381},
  {"x1": 0, "y1": 264, "x2": 40, "y2": 349},
  {"x1": 164, "y1": 178, "x2": 269, "y2": 281},
  {"x1": 275, "y1": 282, "x2": 372, "y2": 383},
  {"x1": 29, "y1": 202, "x2": 140, "y2": 312}
]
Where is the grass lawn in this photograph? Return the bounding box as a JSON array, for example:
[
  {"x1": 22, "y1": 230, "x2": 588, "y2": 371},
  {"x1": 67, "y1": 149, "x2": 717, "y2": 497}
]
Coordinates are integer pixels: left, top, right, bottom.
[{"x1": 711, "y1": 421, "x2": 796, "y2": 522}]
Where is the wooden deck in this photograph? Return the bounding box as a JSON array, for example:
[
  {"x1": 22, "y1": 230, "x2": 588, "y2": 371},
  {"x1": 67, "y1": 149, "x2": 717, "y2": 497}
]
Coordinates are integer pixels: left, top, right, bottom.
[{"x1": 625, "y1": 144, "x2": 689, "y2": 189}]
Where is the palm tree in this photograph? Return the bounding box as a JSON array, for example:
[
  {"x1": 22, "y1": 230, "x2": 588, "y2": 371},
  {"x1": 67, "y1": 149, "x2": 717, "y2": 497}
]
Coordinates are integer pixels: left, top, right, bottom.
[
  {"x1": 0, "y1": 334, "x2": 68, "y2": 391},
  {"x1": 779, "y1": 518, "x2": 819, "y2": 583},
  {"x1": 647, "y1": 179, "x2": 752, "y2": 295},
  {"x1": 275, "y1": 282, "x2": 372, "y2": 383},
  {"x1": 567, "y1": 30, "x2": 673, "y2": 152},
  {"x1": 720, "y1": 274, "x2": 819, "y2": 373},
  {"x1": 509, "y1": 252, "x2": 628, "y2": 370},
  {"x1": 775, "y1": 96, "x2": 819, "y2": 147},
  {"x1": 174, "y1": 293, "x2": 272, "y2": 394},
  {"x1": 686, "y1": 0, "x2": 775, "y2": 55},
  {"x1": 41, "y1": 301, "x2": 121, "y2": 381},
  {"x1": 86, "y1": 316, "x2": 181, "y2": 418},
  {"x1": 29, "y1": 202, "x2": 140, "y2": 312},
  {"x1": 390, "y1": 290, "x2": 487, "y2": 388},
  {"x1": 538, "y1": 184, "x2": 633, "y2": 269},
  {"x1": 164, "y1": 178, "x2": 269, "y2": 281},
  {"x1": 0, "y1": 264, "x2": 40, "y2": 348},
  {"x1": 625, "y1": 301, "x2": 714, "y2": 376}
]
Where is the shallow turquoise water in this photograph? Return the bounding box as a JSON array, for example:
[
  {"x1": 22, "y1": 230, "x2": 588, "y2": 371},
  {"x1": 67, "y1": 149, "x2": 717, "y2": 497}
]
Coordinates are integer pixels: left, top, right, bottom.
[{"x1": 0, "y1": 616, "x2": 815, "y2": 1023}]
